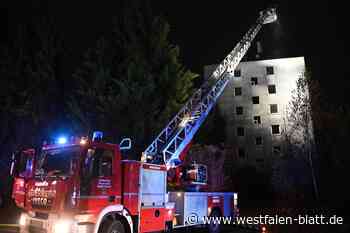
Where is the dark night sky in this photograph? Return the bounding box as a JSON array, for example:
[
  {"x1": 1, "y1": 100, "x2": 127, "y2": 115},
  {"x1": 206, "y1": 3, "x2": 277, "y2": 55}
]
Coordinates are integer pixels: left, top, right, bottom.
[{"x1": 2, "y1": 0, "x2": 350, "y2": 105}]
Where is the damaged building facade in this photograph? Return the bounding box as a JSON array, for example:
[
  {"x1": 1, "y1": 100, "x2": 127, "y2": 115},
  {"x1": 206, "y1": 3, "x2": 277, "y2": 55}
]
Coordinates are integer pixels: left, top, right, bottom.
[{"x1": 204, "y1": 56, "x2": 308, "y2": 169}]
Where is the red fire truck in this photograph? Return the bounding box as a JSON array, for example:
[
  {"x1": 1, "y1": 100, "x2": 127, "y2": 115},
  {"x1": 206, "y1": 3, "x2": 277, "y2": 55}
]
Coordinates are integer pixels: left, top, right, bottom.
[{"x1": 10, "y1": 7, "x2": 277, "y2": 233}]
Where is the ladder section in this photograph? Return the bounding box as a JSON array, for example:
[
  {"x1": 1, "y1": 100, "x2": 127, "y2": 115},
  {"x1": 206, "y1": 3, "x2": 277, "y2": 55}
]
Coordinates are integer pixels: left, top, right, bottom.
[{"x1": 142, "y1": 8, "x2": 277, "y2": 167}]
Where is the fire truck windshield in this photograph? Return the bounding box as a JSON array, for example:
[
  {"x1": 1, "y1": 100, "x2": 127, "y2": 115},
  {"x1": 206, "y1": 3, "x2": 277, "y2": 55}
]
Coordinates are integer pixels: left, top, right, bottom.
[{"x1": 36, "y1": 146, "x2": 80, "y2": 177}]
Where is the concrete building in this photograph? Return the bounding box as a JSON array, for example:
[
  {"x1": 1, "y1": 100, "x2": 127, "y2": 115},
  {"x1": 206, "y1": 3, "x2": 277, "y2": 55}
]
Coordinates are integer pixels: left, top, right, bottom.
[{"x1": 204, "y1": 57, "x2": 306, "y2": 169}]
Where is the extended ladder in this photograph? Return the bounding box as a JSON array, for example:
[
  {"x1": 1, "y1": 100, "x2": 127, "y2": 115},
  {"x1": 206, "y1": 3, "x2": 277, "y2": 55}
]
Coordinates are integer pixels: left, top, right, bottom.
[{"x1": 142, "y1": 8, "x2": 277, "y2": 167}]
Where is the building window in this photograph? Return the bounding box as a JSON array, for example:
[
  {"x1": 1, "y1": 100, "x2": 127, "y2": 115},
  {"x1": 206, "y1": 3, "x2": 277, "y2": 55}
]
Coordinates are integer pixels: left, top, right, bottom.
[
  {"x1": 273, "y1": 146, "x2": 281, "y2": 155},
  {"x1": 237, "y1": 127, "x2": 245, "y2": 136},
  {"x1": 252, "y1": 96, "x2": 259, "y2": 104},
  {"x1": 256, "y1": 158, "x2": 264, "y2": 163},
  {"x1": 255, "y1": 136, "x2": 263, "y2": 145},
  {"x1": 270, "y1": 104, "x2": 278, "y2": 113},
  {"x1": 238, "y1": 148, "x2": 245, "y2": 158},
  {"x1": 268, "y1": 85, "x2": 276, "y2": 94},
  {"x1": 236, "y1": 106, "x2": 243, "y2": 115},
  {"x1": 234, "y1": 87, "x2": 242, "y2": 96},
  {"x1": 266, "y1": 66, "x2": 274, "y2": 75},
  {"x1": 271, "y1": 125, "x2": 280, "y2": 134},
  {"x1": 253, "y1": 116, "x2": 261, "y2": 124},
  {"x1": 234, "y1": 69, "x2": 241, "y2": 77},
  {"x1": 251, "y1": 77, "x2": 258, "y2": 85}
]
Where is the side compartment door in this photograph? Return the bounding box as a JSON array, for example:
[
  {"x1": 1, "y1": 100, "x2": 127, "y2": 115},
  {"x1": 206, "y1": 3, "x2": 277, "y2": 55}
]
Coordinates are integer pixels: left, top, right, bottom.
[{"x1": 139, "y1": 165, "x2": 167, "y2": 232}]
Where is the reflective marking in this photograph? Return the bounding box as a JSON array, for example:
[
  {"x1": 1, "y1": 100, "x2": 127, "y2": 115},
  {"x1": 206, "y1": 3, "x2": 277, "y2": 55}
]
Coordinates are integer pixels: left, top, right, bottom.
[
  {"x1": 141, "y1": 206, "x2": 165, "y2": 209},
  {"x1": 79, "y1": 195, "x2": 121, "y2": 199},
  {"x1": 141, "y1": 193, "x2": 164, "y2": 195},
  {"x1": 148, "y1": 166, "x2": 160, "y2": 170},
  {"x1": 123, "y1": 193, "x2": 138, "y2": 196}
]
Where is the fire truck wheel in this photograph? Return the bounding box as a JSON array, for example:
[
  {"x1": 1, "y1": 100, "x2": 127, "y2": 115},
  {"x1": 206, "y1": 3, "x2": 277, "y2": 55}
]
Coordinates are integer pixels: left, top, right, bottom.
[
  {"x1": 100, "y1": 219, "x2": 125, "y2": 233},
  {"x1": 208, "y1": 209, "x2": 221, "y2": 233}
]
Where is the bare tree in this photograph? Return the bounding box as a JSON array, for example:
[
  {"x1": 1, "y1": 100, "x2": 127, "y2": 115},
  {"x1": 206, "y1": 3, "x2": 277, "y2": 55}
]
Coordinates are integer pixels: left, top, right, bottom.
[{"x1": 285, "y1": 70, "x2": 319, "y2": 200}]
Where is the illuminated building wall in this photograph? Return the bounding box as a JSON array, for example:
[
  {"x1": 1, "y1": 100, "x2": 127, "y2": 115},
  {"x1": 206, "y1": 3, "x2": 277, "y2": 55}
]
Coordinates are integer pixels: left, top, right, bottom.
[{"x1": 204, "y1": 57, "x2": 307, "y2": 168}]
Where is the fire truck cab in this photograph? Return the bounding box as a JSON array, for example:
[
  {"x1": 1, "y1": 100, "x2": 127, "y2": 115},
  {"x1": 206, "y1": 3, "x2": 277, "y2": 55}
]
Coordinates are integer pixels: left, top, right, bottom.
[{"x1": 11, "y1": 132, "x2": 236, "y2": 233}]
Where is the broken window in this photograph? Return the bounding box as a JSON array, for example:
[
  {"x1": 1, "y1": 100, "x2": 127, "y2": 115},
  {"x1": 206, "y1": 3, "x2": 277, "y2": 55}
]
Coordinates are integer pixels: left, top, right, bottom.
[
  {"x1": 236, "y1": 106, "x2": 243, "y2": 115},
  {"x1": 234, "y1": 87, "x2": 242, "y2": 96},
  {"x1": 256, "y1": 158, "x2": 264, "y2": 163},
  {"x1": 253, "y1": 116, "x2": 261, "y2": 124},
  {"x1": 234, "y1": 69, "x2": 241, "y2": 77},
  {"x1": 266, "y1": 66, "x2": 274, "y2": 75},
  {"x1": 270, "y1": 104, "x2": 278, "y2": 113},
  {"x1": 251, "y1": 77, "x2": 258, "y2": 85},
  {"x1": 237, "y1": 127, "x2": 245, "y2": 136},
  {"x1": 271, "y1": 125, "x2": 280, "y2": 134},
  {"x1": 238, "y1": 148, "x2": 245, "y2": 158},
  {"x1": 268, "y1": 85, "x2": 276, "y2": 94},
  {"x1": 255, "y1": 136, "x2": 263, "y2": 145}
]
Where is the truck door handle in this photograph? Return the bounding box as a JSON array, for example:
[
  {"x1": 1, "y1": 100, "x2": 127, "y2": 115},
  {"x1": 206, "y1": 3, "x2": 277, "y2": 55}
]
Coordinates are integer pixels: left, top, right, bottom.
[{"x1": 108, "y1": 196, "x2": 115, "y2": 202}]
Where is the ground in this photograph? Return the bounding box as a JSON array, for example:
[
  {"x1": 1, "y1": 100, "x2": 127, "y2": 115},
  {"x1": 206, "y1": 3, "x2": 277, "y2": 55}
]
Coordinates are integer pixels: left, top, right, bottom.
[
  {"x1": 0, "y1": 203, "x2": 259, "y2": 233},
  {"x1": 0, "y1": 226, "x2": 260, "y2": 233},
  {"x1": 1, "y1": 203, "x2": 349, "y2": 233}
]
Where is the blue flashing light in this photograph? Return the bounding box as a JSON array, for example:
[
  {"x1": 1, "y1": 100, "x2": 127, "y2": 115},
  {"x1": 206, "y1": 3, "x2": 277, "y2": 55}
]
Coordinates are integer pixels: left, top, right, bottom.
[
  {"x1": 92, "y1": 131, "x2": 103, "y2": 142},
  {"x1": 57, "y1": 137, "x2": 67, "y2": 144}
]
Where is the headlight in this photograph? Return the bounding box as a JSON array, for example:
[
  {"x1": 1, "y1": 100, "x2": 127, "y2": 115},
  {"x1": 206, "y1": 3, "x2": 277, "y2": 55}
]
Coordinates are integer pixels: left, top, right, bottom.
[
  {"x1": 19, "y1": 213, "x2": 27, "y2": 226},
  {"x1": 53, "y1": 219, "x2": 72, "y2": 233}
]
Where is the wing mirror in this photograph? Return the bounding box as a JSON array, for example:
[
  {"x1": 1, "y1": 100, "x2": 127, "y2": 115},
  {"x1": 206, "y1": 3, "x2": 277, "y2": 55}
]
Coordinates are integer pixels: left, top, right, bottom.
[
  {"x1": 10, "y1": 151, "x2": 20, "y2": 177},
  {"x1": 120, "y1": 138, "x2": 132, "y2": 150},
  {"x1": 10, "y1": 149, "x2": 35, "y2": 178}
]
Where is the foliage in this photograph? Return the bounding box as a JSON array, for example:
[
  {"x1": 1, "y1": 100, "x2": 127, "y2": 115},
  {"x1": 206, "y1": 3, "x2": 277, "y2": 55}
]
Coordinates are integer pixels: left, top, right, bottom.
[
  {"x1": 270, "y1": 70, "x2": 319, "y2": 200},
  {"x1": 0, "y1": 17, "x2": 65, "y2": 150},
  {"x1": 285, "y1": 70, "x2": 314, "y2": 148},
  {"x1": 312, "y1": 97, "x2": 350, "y2": 205},
  {"x1": 68, "y1": 2, "x2": 198, "y2": 156},
  {"x1": 271, "y1": 67, "x2": 350, "y2": 206}
]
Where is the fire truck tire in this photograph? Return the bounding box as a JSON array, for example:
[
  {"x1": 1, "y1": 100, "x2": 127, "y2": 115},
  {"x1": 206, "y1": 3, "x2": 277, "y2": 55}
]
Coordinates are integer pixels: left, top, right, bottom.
[
  {"x1": 208, "y1": 209, "x2": 221, "y2": 233},
  {"x1": 100, "y1": 219, "x2": 125, "y2": 233},
  {"x1": 164, "y1": 221, "x2": 173, "y2": 232}
]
